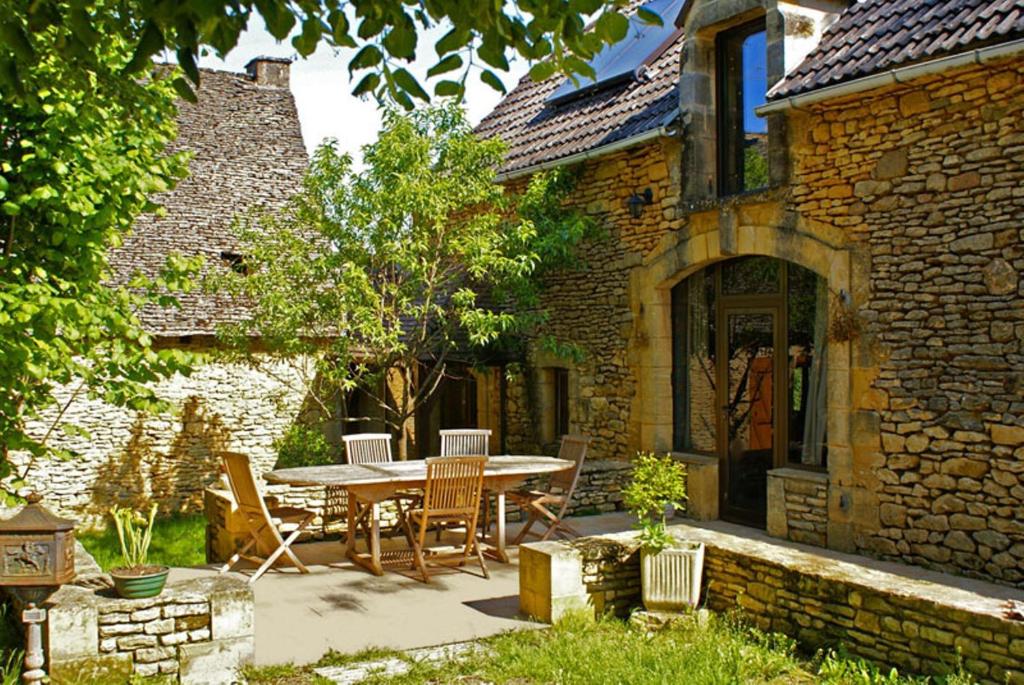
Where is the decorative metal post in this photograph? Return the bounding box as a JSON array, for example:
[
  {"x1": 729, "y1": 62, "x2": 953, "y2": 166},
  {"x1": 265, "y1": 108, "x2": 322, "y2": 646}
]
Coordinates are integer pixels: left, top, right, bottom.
[{"x1": 0, "y1": 494, "x2": 76, "y2": 683}]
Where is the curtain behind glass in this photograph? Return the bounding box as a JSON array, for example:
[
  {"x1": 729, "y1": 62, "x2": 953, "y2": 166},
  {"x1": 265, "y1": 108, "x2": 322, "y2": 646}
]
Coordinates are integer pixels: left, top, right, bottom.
[{"x1": 800, "y1": 279, "x2": 828, "y2": 465}]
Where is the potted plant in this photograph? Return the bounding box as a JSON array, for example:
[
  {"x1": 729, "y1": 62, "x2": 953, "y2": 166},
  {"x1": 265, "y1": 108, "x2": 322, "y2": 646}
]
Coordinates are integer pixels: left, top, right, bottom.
[
  {"x1": 623, "y1": 452, "x2": 704, "y2": 611},
  {"x1": 108, "y1": 503, "x2": 168, "y2": 599}
]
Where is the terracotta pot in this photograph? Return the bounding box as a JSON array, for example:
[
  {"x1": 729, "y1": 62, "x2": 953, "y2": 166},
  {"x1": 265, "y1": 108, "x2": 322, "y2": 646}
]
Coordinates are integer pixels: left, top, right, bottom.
[
  {"x1": 640, "y1": 541, "x2": 705, "y2": 611},
  {"x1": 110, "y1": 565, "x2": 170, "y2": 599}
]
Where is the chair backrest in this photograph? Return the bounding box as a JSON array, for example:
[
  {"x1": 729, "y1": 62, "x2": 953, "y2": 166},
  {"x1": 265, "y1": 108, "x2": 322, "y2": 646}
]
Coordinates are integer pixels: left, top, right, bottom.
[
  {"x1": 220, "y1": 452, "x2": 285, "y2": 556},
  {"x1": 422, "y1": 456, "x2": 486, "y2": 519},
  {"x1": 439, "y1": 429, "x2": 491, "y2": 457},
  {"x1": 549, "y1": 435, "x2": 590, "y2": 494},
  {"x1": 343, "y1": 433, "x2": 393, "y2": 465}
]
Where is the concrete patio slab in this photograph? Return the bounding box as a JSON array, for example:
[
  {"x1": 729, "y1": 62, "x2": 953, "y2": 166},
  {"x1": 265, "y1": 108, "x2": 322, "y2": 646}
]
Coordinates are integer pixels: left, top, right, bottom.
[{"x1": 170, "y1": 511, "x2": 636, "y2": 665}]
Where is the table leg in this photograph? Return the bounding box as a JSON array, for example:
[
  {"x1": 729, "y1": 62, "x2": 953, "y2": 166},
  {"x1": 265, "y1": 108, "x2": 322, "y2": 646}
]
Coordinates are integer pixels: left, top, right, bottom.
[
  {"x1": 483, "y1": 490, "x2": 510, "y2": 563},
  {"x1": 369, "y1": 502, "x2": 383, "y2": 575},
  {"x1": 345, "y1": 489, "x2": 357, "y2": 558}
]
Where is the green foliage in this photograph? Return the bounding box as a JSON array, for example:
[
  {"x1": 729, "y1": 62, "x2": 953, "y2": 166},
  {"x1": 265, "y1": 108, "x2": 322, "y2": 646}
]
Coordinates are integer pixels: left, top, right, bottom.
[
  {"x1": 274, "y1": 424, "x2": 337, "y2": 469},
  {"x1": 0, "y1": 2, "x2": 202, "y2": 498},
  {"x1": 816, "y1": 647, "x2": 976, "y2": 685},
  {"x1": 623, "y1": 452, "x2": 688, "y2": 553},
  {"x1": 212, "y1": 105, "x2": 597, "y2": 456},
  {"x1": 0, "y1": 603, "x2": 21, "y2": 685},
  {"x1": 8, "y1": 1, "x2": 645, "y2": 108},
  {"x1": 109, "y1": 503, "x2": 158, "y2": 570},
  {"x1": 77, "y1": 514, "x2": 207, "y2": 572}
]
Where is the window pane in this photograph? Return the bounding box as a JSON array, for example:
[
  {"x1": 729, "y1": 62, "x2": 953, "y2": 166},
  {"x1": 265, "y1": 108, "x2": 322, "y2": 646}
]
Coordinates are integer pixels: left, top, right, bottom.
[
  {"x1": 721, "y1": 256, "x2": 780, "y2": 295},
  {"x1": 741, "y1": 29, "x2": 768, "y2": 191},
  {"x1": 786, "y1": 264, "x2": 828, "y2": 466},
  {"x1": 673, "y1": 269, "x2": 717, "y2": 453}
]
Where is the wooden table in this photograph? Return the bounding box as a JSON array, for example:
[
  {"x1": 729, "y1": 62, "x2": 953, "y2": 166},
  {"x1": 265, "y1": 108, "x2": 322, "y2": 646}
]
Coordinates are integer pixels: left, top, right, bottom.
[{"x1": 265, "y1": 455, "x2": 572, "y2": 576}]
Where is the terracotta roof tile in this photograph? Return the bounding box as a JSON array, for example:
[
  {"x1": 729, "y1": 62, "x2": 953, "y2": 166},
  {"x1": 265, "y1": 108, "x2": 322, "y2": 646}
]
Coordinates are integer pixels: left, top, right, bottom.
[
  {"x1": 476, "y1": 5, "x2": 681, "y2": 176},
  {"x1": 770, "y1": 0, "x2": 1024, "y2": 99}
]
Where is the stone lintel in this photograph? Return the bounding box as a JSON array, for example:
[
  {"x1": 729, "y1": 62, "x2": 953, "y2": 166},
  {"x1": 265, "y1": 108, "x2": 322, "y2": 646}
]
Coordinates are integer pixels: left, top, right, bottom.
[{"x1": 767, "y1": 467, "x2": 829, "y2": 484}]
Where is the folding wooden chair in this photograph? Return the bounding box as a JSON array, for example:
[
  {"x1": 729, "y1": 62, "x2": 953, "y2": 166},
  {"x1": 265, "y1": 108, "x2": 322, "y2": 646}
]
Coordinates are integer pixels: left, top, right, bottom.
[
  {"x1": 340, "y1": 433, "x2": 414, "y2": 543},
  {"x1": 439, "y1": 429, "x2": 492, "y2": 457},
  {"x1": 219, "y1": 452, "x2": 316, "y2": 584},
  {"x1": 507, "y1": 435, "x2": 590, "y2": 544},
  {"x1": 403, "y1": 456, "x2": 489, "y2": 583}
]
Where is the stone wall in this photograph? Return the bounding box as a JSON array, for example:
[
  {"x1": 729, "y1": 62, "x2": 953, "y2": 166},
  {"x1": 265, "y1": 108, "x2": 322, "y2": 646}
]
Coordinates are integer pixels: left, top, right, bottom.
[
  {"x1": 13, "y1": 351, "x2": 310, "y2": 522},
  {"x1": 519, "y1": 523, "x2": 1024, "y2": 685},
  {"x1": 45, "y1": 575, "x2": 253, "y2": 684},
  {"x1": 787, "y1": 56, "x2": 1024, "y2": 584},
  {"x1": 503, "y1": 138, "x2": 684, "y2": 461},
  {"x1": 766, "y1": 468, "x2": 829, "y2": 547}
]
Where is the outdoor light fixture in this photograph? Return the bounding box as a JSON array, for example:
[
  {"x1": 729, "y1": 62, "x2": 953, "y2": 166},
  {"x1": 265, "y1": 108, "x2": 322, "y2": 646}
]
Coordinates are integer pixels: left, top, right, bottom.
[{"x1": 627, "y1": 187, "x2": 654, "y2": 219}]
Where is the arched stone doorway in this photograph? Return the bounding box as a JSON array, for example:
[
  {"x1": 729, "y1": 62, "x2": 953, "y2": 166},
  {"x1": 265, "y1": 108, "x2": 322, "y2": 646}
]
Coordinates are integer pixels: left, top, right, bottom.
[{"x1": 670, "y1": 256, "x2": 828, "y2": 526}]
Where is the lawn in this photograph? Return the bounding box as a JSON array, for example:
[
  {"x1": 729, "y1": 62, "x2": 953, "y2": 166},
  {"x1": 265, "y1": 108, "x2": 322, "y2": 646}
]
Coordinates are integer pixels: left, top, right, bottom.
[
  {"x1": 77, "y1": 513, "x2": 207, "y2": 571},
  {"x1": 243, "y1": 611, "x2": 976, "y2": 685}
]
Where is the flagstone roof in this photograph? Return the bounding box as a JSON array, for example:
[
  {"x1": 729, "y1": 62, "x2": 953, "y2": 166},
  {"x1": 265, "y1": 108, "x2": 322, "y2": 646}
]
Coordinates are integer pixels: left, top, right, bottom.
[
  {"x1": 770, "y1": 0, "x2": 1024, "y2": 99},
  {"x1": 109, "y1": 63, "x2": 308, "y2": 337}
]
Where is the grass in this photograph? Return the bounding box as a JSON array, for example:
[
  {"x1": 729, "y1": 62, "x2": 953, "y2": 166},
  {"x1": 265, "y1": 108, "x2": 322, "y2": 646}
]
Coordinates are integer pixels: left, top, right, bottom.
[
  {"x1": 243, "y1": 611, "x2": 977, "y2": 685},
  {"x1": 77, "y1": 513, "x2": 207, "y2": 571}
]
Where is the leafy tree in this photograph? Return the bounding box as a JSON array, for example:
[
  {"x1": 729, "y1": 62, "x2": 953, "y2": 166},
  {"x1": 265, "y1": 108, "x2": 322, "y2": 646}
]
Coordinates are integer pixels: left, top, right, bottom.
[
  {"x1": 213, "y1": 105, "x2": 596, "y2": 458},
  {"x1": 0, "y1": 4, "x2": 201, "y2": 500},
  {"x1": 5, "y1": 0, "x2": 652, "y2": 107}
]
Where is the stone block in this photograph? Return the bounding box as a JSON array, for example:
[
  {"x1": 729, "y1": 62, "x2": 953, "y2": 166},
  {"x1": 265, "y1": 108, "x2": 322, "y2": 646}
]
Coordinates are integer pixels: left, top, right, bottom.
[
  {"x1": 179, "y1": 636, "x2": 255, "y2": 685},
  {"x1": 519, "y1": 540, "x2": 589, "y2": 623},
  {"x1": 672, "y1": 453, "x2": 718, "y2": 521},
  {"x1": 46, "y1": 593, "x2": 98, "y2": 660},
  {"x1": 49, "y1": 653, "x2": 133, "y2": 685},
  {"x1": 208, "y1": 577, "x2": 255, "y2": 640}
]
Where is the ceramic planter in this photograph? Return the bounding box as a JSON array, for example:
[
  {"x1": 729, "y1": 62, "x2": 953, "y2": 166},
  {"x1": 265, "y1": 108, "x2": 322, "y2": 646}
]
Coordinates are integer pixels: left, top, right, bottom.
[
  {"x1": 110, "y1": 566, "x2": 170, "y2": 599},
  {"x1": 640, "y1": 541, "x2": 705, "y2": 611}
]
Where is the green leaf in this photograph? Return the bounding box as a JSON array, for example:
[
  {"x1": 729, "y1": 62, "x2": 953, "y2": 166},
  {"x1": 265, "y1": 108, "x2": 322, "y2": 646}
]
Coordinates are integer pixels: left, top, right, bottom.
[
  {"x1": 0, "y1": 21, "x2": 34, "y2": 62},
  {"x1": 2, "y1": 201, "x2": 20, "y2": 216},
  {"x1": 479, "y1": 70, "x2": 507, "y2": 94},
  {"x1": 596, "y1": 12, "x2": 630, "y2": 43},
  {"x1": 435, "y1": 28, "x2": 469, "y2": 56},
  {"x1": 177, "y1": 48, "x2": 200, "y2": 84},
  {"x1": 392, "y1": 68, "x2": 429, "y2": 102},
  {"x1": 255, "y1": 0, "x2": 296, "y2": 40},
  {"x1": 433, "y1": 79, "x2": 463, "y2": 98},
  {"x1": 123, "y1": 21, "x2": 164, "y2": 74},
  {"x1": 426, "y1": 54, "x2": 463, "y2": 79},
  {"x1": 636, "y1": 8, "x2": 666, "y2": 27},
  {"x1": 349, "y1": 45, "x2": 383, "y2": 74},
  {"x1": 528, "y1": 61, "x2": 557, "y2": 82},
  {"x1": 352, "y1": 72, "x2": 381, "y2": 97},
  {"x1": 172, "y1": 76, "x2": 198, "y2": 103},
  {"x1": 382, "y1": 14, "x2": 417, "y2": 60}
]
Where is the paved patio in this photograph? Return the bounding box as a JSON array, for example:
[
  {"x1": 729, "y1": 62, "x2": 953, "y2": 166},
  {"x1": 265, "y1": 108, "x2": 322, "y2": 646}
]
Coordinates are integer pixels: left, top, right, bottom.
[{"x1": 173, "y1": 511, "x2": 636, "y2": 665}]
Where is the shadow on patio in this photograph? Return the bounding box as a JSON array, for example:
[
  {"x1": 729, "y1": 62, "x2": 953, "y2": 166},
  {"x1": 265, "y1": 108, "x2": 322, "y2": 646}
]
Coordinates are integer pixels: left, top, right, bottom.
[{"x1": 171, "y1": 511, "x2": 636, "y2": 666}]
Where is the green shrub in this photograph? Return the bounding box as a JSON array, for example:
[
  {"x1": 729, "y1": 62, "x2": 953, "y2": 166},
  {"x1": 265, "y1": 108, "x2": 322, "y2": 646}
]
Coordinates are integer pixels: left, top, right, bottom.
[
  {"x1": 274, "y1": 424, "x2": 337, "y2": 469},
  {"x1": 623, "y1": 452, "x2": 688, "y2": 553}
]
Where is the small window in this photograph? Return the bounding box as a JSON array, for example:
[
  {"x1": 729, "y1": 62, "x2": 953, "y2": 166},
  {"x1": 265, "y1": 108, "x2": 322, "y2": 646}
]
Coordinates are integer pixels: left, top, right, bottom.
[
  {"x1": 716, "y1": 19, "x2": 768, "y2": 196},
  {"x1": 553, "y1": 368, "x2": 570, "y2": 438},
  {"x1": 220, "y1": 251, "x2": 248, "y2": 276}
]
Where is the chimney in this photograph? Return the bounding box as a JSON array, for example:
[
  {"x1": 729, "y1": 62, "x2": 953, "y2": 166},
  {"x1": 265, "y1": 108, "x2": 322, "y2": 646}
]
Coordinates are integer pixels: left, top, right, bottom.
[{"x1": 245, "y1": 56, "x2": 292, "y2": 88}]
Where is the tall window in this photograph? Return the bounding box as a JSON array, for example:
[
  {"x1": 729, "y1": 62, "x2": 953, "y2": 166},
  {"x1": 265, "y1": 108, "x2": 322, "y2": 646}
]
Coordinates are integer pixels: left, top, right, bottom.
[
  {"x1": 553, "y1": 368, "x2": 570, "y2": 438},
  {"x1": 716, "y1": 19, "x2": 768, "y2": 196}
]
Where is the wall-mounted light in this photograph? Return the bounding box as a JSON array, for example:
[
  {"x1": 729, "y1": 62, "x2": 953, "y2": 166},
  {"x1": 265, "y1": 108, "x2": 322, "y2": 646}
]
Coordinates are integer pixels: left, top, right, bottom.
[{"x1": 627, "y1": 187, "x2": 654, "y2": 219}]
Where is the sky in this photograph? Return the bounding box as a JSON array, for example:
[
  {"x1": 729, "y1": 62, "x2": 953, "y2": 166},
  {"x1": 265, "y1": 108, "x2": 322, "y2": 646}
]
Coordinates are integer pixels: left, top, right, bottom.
[{"x1": 195, "y1": 18, "x2": 530, "y2": 163}]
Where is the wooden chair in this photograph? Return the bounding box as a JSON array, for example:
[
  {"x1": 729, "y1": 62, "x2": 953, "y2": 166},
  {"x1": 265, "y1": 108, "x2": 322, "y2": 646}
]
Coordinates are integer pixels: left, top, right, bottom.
[
  {"x1": 507, "y1": 435, "x2": 591, "y2": 544},
  {"x1": 403, "y1": 456, "x2": 489, "y2": 583},
  {"x1": 340, "y1": 433, "x2": 414, "y2": 542},
  {"x1": 218, "y1": 452, "x2": 316, "y2": 584},
  {"x1": 439, "y1": 429, "x2": 492, "y2": 457}
]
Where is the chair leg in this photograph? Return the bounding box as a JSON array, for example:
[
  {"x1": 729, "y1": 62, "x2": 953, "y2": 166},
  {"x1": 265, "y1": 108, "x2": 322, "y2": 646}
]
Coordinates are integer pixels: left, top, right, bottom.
[
  {"x1": 249, "y1": 542, "x2": 290, "y2": 584},
  {"x1": 407, "y1": 517, "x2": 430, "y2": 583},
  {"x1": 219, "y1": 538, "x2": 256, "y2": 574},
  {"x1": 473, "y1": 538, "x2": 489, "y2": 580},
  {"x1": 280, "y1": 526, "x2": 311, "y2": 574},
  {"x1": 512, "y1": 512, "x2": 539, "y2": 545}
]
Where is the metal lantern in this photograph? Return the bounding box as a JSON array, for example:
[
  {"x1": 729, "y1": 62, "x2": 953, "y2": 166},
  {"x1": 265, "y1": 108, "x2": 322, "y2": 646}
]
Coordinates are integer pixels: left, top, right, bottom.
[{"x1": 0, "y1": 493, "x2": 76, "y2": 684}]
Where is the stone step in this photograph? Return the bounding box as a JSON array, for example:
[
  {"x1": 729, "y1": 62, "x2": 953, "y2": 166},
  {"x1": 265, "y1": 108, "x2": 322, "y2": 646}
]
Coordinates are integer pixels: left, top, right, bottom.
[{"x1": 313, "y1": 640, "x2": 487, "y2": 684}]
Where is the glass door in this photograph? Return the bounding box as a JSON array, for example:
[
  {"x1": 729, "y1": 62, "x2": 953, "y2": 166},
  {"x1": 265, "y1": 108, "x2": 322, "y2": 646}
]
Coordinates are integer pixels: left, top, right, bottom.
[{"x1": 718, "y1": 306, "x2": 781, "y2": 526}]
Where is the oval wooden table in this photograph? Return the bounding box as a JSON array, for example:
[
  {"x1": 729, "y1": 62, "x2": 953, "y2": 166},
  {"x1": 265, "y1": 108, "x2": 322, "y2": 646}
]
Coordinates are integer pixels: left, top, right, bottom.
[{"x1": 265, "y1": 455, "x2": 572, "y2": 576}]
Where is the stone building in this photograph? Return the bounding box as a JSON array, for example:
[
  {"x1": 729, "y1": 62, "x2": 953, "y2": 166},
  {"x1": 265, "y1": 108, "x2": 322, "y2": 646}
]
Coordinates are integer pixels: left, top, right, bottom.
[
  {"x1": 16, "y1": 58, "x2": 313, "y2": 519},
  {"x1": 478, "y1": 0, "x2": 1024, "y2": 587}
]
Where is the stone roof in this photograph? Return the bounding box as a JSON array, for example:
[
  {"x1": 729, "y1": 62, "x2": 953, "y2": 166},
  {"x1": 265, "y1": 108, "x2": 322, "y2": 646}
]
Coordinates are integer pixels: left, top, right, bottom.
[
  {"x1": 770, "y1": 0, "x2": 1024, "y2": 99},
  {"x1": 108, "y1": 64, "x2": 308, "y2": 337},
  {"x1": 475, "y1": 4, "x2": 681, "y2": 176}
]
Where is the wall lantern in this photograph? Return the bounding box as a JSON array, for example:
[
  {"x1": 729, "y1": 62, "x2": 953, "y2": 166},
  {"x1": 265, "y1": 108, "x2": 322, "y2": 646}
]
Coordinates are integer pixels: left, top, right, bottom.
[
  {"x1": 627, "y1": 187, "x2": 654, "y2": 219},
  {"x1": 0, "y1": 493, "x2": 76, "y2": 684}
]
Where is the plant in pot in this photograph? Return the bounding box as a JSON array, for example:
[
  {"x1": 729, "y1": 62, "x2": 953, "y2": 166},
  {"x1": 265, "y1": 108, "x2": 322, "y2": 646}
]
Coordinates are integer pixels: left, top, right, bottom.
[
  {"x1": 623, "y1": 452, "x2": 704, "y2": 612},
  {"x1": 108, "y1": 503, "x2": 168, "y2": 599}
]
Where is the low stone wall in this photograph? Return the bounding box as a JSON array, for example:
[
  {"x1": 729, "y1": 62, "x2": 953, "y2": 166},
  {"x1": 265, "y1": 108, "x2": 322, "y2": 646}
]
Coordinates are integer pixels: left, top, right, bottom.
[
  {"x1": 767, "y1": 468, "x2": 829, "y2": 547},
  {"x1": 45, "y1": 575, "x2": 253, "y2": 684},
  {"x1": 519, "y1": 522, "x2": 1024, "y2": 684}
]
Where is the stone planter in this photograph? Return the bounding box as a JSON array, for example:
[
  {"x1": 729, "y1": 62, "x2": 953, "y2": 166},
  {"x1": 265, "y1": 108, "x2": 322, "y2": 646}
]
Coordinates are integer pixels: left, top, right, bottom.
[
  {"x1": 110, "y1": 565, "x2": 170, "y2": 599},
  {"x1": 640, "y1": 541, "x2": 704, "y2": 611}
]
